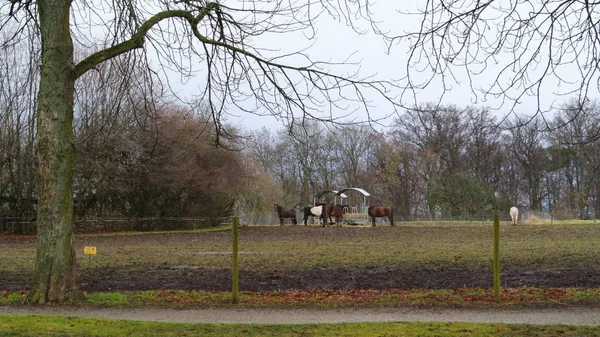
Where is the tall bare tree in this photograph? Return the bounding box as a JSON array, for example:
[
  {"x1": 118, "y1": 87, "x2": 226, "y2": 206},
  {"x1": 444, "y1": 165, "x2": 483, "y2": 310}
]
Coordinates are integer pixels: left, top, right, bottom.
[
  {"x1": 548, "y1": 99, "x2": 600, "y2": 217},
  {"x1": 393, "y1": 103, "x2": 471, "y2": 179},
  {"x1": 370, "y1": 136, "x2": 420, "y2": 218},
  {"x1": 507, "y1": 117, "x2": 549, "y2": 211},
  {"x1": 332, "y1": 125, "x2": 374, "y2": 188},
  {"x1": 2, "y1": 0, "x2": 398, "y2": 303},
  {"x1": 463, "y1": 108, "x2": 504, "y2": 187}
]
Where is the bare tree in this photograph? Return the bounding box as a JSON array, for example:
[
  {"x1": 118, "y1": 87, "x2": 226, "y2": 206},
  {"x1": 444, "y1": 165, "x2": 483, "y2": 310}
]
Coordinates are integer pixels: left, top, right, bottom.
[
  {"x1": 393, "y1": 103, "x2": 471, "y2": 176},
  {"x1": 506, "y1": 117, "x2": 549, "y2": 211},
  {"x1": 245, "y1": 123, "x2": 350, "y2": 207},
  {"x1": 244, "y1": 128, "x2": 304, "y2": 206},
  {"x1": 369, "y1": 136, "x2": 420, "y2": 218},
  {"x1": 548, "y1": 99, "x2": 600, "y2": 217},
  {"x1": 235, "y1": 155, "x2": 285, "y2": 215},
  {"x1": 392, "y1": 104, "x2": 509, "y2": 217},
  {"x1": 391, "y1": 1, "x2": 600, "y2": 120},
  {"x1": 2, "y1": 0, "x2": 399, "y2": 303},
  {"x1": 463, "y1": 107, "x2": 505, "y2": 187},
  {"x1": 332, "y1": 125, "x2": 374, "y2": 188}
]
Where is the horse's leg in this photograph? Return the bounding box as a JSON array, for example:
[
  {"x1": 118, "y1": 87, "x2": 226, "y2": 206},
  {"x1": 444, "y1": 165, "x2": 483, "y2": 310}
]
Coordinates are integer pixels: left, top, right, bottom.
[
  {"x1": 371, "y1": 216, "x2": 376, "y2": 227},
  {"x1": 280, "y1": 217, "x2": 284, "y2": 226},
  {"x1": 293, "y1": 217, "x2": 297, "y2": 225}
]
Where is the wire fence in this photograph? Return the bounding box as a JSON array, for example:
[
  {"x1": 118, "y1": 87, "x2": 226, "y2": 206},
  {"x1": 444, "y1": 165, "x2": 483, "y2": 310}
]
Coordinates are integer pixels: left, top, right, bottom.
[
  {"x1": 0, "y1": 216, "x2": 234, "y2": 234},
  {"x1": 1, "y1": 209, "x2": 597, "y2": 235}
]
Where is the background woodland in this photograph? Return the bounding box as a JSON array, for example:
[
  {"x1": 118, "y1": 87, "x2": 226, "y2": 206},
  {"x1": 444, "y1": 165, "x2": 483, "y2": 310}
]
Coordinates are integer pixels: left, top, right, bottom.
[{"x1": 2, "y1": 43, "x2": 600, "y2": 223}]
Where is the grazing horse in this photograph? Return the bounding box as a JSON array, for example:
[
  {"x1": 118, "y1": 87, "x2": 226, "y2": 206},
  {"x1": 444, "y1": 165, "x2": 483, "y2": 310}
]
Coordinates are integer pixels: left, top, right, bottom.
[
  {"x1": 302, "y1": 205, "x2": 323, "y2": 225},
  {"x1": 322, "y1": 204, "x2": 344, "y2": 227},
  {"x1": 509, "y1": 206, "x2": 519, "y2": 225},
  {"x1": 274, "y1": 204, "x2": 297, "y2": 226},
  {"x1": 367, "y1": 206, "x2": 394, "y2": 227}
]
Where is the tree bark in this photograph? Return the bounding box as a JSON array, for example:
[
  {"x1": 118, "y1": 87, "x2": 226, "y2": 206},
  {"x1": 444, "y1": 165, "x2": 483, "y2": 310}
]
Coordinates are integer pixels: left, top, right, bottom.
[{"x1": 28, "y1": 0, "x2": 81, "y2": 303}]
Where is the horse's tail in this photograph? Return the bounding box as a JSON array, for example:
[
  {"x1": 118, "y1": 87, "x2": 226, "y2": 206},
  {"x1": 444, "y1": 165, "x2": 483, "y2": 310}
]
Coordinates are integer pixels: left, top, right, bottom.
[{"x1": 389, "y1": 207, "x2": 395, "y2": 227}]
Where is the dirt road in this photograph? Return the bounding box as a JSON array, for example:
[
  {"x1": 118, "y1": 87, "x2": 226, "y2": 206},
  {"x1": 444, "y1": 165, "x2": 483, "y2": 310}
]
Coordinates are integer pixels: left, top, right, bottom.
[{"x1": 2, "y1": 306, "x2": 600, "y2": 326}]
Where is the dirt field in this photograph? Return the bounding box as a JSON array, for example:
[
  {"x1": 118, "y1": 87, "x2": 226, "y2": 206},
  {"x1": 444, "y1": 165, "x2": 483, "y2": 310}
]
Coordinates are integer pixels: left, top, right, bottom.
[{"x1": 2, "y1": 224, "x2": 600, "y2": 292}]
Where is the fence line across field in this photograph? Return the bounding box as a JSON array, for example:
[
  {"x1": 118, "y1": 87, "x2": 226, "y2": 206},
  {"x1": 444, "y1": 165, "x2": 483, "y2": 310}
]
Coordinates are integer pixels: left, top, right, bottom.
[
  {"x1": 238, "y1": 212, "x2": 495, "y2": 226},
  {"x1": 1, "y1": 209, "x2": 597, "y2": 234},
  {"x1": 0, "y1": 216, "x2": 237, "y2": 234}
]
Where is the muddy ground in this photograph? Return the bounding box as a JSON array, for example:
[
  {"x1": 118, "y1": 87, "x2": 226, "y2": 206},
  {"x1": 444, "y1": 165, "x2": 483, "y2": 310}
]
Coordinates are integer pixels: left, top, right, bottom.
[
  {"x1": 4, "y1": 265, "x2": 600, "y2": 293},
  {"x1": 2, "y1": 225, "x2": 600, "y2": 292}
]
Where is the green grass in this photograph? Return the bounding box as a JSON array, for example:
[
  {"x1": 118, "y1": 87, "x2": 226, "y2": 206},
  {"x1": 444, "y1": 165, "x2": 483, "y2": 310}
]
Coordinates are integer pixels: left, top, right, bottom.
[{"x1": 1, "y1": 316, "x2": 599, "y2": 337}]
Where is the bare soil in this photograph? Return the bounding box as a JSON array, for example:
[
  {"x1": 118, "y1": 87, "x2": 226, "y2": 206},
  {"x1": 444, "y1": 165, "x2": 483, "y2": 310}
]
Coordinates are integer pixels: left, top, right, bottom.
[
  {"x1": 2, "y1": 226, "x2": 600, "y2": 292},
  {"x1": 3, "y1": 264, "x2": 600, "y2": 293},
  {"x1": 73, "y1": 265, "x2": 600, "y2": 292}
]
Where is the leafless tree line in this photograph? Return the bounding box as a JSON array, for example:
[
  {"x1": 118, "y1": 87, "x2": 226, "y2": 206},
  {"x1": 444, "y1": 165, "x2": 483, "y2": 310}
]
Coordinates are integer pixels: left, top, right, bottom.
[
  {"x1": 243, "y1": 101, "x2": 600, "y2": 220},
  {"x1": 2, "y1": 24, "x2": 600, "y2": 224},
  {"x1": 3, "y1": 48, "x2": 600, "y2": 224}
]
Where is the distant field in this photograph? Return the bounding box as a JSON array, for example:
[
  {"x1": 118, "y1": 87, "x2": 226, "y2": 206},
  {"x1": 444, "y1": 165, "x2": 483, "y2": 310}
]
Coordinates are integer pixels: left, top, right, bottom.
[{"x1": 1, "y1": 222, "x2": 599, "y2": 292}]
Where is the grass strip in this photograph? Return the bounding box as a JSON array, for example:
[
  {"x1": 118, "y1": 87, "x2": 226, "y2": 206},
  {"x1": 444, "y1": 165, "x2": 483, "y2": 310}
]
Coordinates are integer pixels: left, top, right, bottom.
[
  {"x1": 1, "y1": 315, "x2": 599, "y2": 337},
  {"x1": 2, "y1": 287, "x2": 600, "y2": 308}
]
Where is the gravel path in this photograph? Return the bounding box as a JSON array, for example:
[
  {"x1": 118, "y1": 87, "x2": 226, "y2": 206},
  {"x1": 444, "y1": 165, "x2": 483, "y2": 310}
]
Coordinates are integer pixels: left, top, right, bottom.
[{"x1": 2, "y1": 306, "x2": 600, "y2": 326}]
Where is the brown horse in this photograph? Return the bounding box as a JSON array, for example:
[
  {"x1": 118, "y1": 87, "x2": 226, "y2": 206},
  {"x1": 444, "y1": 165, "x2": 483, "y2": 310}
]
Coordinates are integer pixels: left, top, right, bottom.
[
  {"x1": 322, "y1": 204, "x2": 344, "y2": 227},
  {"x1": 368, "y1": 206, "x2": 394, "y2": 227},
  {"x1": 274, "y1": 204, "x2": 297, "y2": 226}
]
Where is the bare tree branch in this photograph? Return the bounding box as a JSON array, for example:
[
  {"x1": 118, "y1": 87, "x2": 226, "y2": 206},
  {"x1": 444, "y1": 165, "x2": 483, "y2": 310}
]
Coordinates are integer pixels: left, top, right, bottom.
[
  {"x1": 389, "y1": 0, "x2": 600, "y2": 124},
  {"x1": 72, "y1": 1, "x2": 400, "y2": 139}
]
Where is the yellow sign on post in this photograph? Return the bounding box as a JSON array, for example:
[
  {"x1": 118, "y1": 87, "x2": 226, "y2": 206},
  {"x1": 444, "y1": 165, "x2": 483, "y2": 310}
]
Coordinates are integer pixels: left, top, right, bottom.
[{"x1": 84, "y1": 246, "x2": 97, "y2": 255}]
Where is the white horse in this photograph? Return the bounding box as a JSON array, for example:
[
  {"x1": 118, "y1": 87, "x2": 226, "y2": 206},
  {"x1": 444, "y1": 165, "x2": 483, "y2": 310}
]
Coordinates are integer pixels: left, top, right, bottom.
[{"x1": 509, "y1": 206, "x2": 519, "y2": 225}]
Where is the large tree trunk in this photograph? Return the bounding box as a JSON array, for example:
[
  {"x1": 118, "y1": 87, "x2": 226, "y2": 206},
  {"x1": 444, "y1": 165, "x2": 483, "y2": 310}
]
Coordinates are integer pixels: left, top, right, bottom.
[{"x1": 28, "y1": 0, "x2": 81, "y2": 303}]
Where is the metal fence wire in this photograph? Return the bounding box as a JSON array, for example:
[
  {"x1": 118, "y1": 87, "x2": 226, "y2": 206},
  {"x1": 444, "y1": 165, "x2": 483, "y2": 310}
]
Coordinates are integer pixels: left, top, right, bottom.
[{"x1": 1, "y1": 209, "x2": 596, "y2": 234}]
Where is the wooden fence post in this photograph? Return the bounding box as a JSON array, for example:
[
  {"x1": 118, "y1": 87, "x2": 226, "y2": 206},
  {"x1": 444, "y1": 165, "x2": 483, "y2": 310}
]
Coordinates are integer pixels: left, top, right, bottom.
[
  {"x1": 232, "y1": 217, "x2": 239, "y2": 304},
  {"x1": 493, "y1": 214, "x2": 501, "y2": 300}
]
